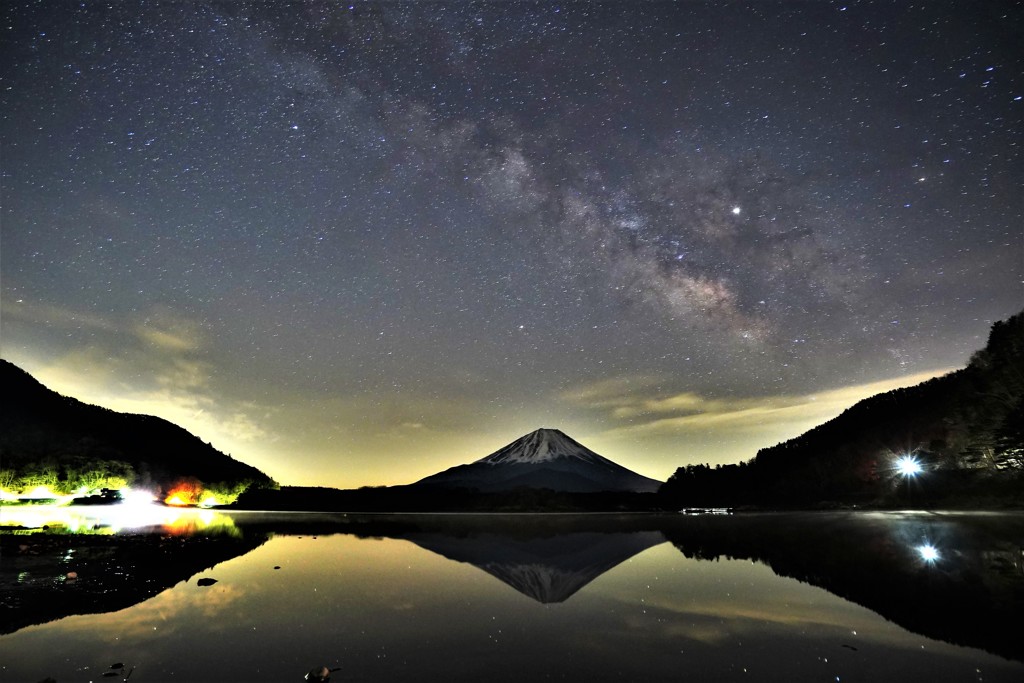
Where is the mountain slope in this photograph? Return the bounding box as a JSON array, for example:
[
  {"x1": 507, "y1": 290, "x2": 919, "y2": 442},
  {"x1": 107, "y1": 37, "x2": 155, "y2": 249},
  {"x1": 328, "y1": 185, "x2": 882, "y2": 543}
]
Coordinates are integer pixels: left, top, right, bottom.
[
  {"x1": 661, "y1": 310, "x2": 1024, "y2": 507},
  {"x1": 0, "y1": 360, "x2": 275, "y2": 497},
  {"x1": 414, "y1": 428, "x2": 662, "y2": 493}
]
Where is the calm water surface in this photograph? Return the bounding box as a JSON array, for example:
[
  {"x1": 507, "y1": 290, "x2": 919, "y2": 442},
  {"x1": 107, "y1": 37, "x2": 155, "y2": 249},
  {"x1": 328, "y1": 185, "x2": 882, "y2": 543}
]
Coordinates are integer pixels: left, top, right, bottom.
[{"x1": 1, "y1": 509, "x2": 1022, "y2": 682}]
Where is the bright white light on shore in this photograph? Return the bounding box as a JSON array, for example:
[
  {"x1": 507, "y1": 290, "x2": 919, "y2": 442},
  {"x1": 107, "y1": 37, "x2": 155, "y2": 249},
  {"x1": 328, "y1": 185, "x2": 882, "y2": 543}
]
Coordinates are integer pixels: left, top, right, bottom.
[
  {"x1": 118, "y1": 487, "x2": 157, "y2": 507},
  {"x1": 21, "y1": 485, "x2": 60, "y2": 499},
  {"x1": 917, "y1": 544, "x2": 940, "y2": 563},
  {"x1": 896, "y1": 455, "x2": 922, "y2": 477}
]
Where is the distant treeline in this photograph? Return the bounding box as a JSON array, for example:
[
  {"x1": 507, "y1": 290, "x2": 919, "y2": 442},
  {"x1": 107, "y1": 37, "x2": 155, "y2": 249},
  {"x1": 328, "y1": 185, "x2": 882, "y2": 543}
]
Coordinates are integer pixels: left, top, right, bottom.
[
  {"x1": 233, "y1": 484, "x2": 661, "y2": 513},
  {"x1": 0, "y1": 456, "x2": 135, "y2": 496}
]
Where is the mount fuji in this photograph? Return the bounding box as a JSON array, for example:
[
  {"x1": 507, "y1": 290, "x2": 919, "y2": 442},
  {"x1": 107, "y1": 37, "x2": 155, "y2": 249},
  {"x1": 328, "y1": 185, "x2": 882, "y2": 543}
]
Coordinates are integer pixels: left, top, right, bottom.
[{"x1": 414, "y1": 428, "x2": 662, "y2": 493}]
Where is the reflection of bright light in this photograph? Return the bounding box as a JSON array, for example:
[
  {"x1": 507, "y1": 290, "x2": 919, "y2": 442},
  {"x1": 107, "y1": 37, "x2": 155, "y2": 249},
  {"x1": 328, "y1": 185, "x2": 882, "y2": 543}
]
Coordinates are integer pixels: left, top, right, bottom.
[
  {"x1": 917, "y1": 544, "x2": 940, "y2": 563},
  {"x1": 0, "y1": 504, "x2": 237, "y2": 535},
  {"x1": 896, "y1": 455, "x2": 922, "y2": 477},
  {"x1": 0, "y1": 506, "x2": 92, "y2": 532}
]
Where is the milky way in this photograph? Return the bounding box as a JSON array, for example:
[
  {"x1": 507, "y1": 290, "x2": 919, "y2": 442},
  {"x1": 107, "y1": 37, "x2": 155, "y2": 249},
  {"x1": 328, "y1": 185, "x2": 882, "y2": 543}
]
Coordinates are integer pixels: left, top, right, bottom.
[{"x1": 2, "y1": 2, "x2": 1021, "y2": 486}]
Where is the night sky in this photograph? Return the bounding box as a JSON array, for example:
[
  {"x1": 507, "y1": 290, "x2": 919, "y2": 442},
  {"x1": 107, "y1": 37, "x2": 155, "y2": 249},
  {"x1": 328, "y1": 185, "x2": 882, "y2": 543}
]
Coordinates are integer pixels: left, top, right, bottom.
[{"x1": 2, "y1": 1, "x2": 1021, "y2": 488}]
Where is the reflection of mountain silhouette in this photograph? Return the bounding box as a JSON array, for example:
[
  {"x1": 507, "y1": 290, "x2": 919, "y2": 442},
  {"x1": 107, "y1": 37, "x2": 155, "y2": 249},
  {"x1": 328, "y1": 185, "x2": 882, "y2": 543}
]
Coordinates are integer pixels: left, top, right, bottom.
[
  {"x1": 226, "y1": 512, "x2": 668, "y2": 603},
  {"x1": 0, "y1": 531, "x2": 268, "y2": 635},
  {"x1": 660, "y1": 512, "x2": 1024, "y2": 663},
  {"x1": 407, "y1": 531, "x2": 665, "y2": 603}
]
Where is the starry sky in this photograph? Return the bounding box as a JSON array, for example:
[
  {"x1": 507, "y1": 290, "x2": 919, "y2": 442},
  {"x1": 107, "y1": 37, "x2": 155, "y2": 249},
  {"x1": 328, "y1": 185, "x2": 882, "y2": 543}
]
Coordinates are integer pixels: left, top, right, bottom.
[{"x1": 2, "y1": 1, "x2": 1021, "y2": 488}]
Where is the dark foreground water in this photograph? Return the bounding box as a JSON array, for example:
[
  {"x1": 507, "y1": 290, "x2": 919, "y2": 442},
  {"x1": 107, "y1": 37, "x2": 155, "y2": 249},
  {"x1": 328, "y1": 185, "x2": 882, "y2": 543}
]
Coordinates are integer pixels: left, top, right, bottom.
[{"x1": 1, "y1": 508, "x2": 1022, "y2": 682}]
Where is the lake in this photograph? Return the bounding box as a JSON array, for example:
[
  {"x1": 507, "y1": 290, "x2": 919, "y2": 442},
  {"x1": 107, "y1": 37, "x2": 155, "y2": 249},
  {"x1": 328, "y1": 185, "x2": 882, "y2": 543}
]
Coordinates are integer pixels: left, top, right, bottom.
[{"x1": 2, "y1": 508, "x2": 1023, "y2": 682}]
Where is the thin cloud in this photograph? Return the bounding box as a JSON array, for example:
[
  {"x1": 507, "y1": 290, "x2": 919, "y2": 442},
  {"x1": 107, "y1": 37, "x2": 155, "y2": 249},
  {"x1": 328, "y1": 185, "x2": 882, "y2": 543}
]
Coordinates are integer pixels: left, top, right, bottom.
[
  {"x1": 569, "y1": 370, "x2": 955, "y2": 440},
  {"x1": 1, "y1": 298, "x2": 120, "y2": 333}
]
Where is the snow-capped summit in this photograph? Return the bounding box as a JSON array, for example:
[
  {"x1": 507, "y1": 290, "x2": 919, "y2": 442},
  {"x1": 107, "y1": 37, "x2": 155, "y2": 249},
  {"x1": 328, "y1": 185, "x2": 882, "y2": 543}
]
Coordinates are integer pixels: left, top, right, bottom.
[
  {"x1": 414, "y1": 428, "x2": 662, "y2": 493},
  {"x1": 477, "y1": 428, "x2": 613, "y2": 466}
]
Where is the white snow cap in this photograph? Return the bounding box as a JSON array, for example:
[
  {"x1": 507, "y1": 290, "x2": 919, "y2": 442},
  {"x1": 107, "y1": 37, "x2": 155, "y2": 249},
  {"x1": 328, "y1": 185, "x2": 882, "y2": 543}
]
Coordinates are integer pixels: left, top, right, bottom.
[{"x1": 476, "y1": 428, "x2": 612, "y2": 466}]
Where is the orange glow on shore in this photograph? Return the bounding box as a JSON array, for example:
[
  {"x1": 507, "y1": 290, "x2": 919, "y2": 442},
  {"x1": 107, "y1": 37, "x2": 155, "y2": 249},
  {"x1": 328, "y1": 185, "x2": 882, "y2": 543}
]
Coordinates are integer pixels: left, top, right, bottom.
[
  {"x1": 164, "y1": 488, "x2": 225, "y2": 508},
  {"x1": 163, "y1": 478, "x2": 205, "y2": 506}
]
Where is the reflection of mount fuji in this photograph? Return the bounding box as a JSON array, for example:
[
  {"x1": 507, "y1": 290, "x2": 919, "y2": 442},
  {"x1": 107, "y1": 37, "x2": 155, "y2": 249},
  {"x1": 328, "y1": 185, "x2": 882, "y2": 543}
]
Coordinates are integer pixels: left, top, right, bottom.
[{"x1": 407, "y1": 531, "x2": 666, "y2": 603}]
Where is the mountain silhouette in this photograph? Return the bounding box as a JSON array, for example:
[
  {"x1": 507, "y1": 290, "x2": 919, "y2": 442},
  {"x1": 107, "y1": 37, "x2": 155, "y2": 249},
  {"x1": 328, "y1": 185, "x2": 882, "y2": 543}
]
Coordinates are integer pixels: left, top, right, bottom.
[
  {"x1": 414, "y1": 428, "x2": 662, "y2": 493},
  {"x1": 0, "y1": 359, "x2": 274, "y2": 497},
  {"x1": 661, "y1": 309, "x2": 1024, "y2": 508}
]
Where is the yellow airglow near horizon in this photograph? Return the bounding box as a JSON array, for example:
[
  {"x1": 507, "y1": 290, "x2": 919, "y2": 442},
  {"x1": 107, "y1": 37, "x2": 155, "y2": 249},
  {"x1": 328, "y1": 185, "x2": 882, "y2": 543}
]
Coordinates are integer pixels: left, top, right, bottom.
[{"x1": 3, "y1": 348, "x2": 955, "y2": 489}]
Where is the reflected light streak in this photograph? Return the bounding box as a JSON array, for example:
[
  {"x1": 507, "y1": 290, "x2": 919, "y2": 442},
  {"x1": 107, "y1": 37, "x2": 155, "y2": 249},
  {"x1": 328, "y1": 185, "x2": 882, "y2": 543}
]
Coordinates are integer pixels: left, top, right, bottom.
[{"x1": 0, "y1": 502, "x2": 236, "y2": 535}]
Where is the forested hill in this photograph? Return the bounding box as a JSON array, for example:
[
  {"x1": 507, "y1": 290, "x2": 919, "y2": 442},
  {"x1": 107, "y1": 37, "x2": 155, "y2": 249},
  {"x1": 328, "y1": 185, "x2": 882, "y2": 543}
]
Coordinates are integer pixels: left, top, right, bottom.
[
  {"x1": 0, "y1": 360, "x2": 275, "y2": 501},
  {"x1": 661, "y1": 310, "x2": 1024, "y2": 508}
]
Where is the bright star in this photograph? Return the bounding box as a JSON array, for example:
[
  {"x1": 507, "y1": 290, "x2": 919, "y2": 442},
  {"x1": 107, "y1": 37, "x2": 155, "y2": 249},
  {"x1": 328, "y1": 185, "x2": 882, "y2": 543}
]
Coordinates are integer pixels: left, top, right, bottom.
[{"x1": 731, "y1": 207, "x2": 741, "y2": 215}]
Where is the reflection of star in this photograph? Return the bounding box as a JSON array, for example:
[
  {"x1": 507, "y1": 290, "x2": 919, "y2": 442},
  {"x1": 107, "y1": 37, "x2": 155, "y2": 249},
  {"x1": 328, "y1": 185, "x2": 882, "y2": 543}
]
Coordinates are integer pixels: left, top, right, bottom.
[{"x1": 731, "y1": 206, "x2": 741, "y2": 215}]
